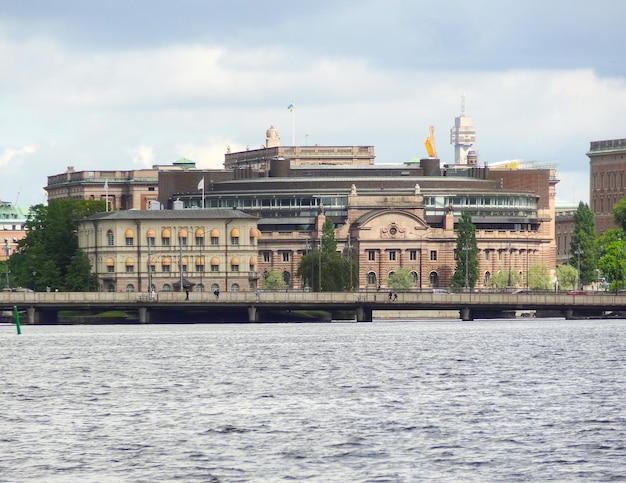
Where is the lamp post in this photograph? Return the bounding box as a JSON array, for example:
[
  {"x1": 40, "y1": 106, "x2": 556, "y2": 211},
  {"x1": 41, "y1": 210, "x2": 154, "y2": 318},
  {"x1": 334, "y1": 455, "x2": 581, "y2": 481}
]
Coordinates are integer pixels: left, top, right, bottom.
[
  {"x1": 575, "y1": 247, "x2": 583, "y2": 290},
  {"x1": 147, "y1": 237, "x2": 153, "y2": 293},
  {"x1": 507, "y1": 243, "x2": 513, "y2": 288},
  {"x1": 32, "y1": 271, "x2": 37, "y2": 292}
]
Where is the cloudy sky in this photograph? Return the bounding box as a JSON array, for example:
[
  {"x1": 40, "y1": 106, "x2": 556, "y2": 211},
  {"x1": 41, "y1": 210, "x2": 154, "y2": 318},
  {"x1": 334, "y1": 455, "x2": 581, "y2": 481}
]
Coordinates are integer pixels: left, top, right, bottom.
[{"x1": 1, "y1": 0, "x2": 625, "y2": 208}]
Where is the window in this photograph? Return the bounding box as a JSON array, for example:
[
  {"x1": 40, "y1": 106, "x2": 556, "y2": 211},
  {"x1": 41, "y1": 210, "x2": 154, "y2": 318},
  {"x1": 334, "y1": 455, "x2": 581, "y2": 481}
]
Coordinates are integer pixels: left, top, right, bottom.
[
  {"x1": 182, "y1": 264, "x2": 187, "y2": 273},
  {"x1": 411, "y1": 271, "x2": 418, "y2": 285},
  {"x1": 430, "y1": 250, "x2": 437, "y2": 261},
  {"x1": 282, "y1": 252, "x2": 290, "y2": 262},
  {"x1": 162, "y1": 236, "x2": 170, "y2": 246},
  {"x1": 409, "y1": 250, "x2": 417, "y2": 261},
  {"x1": 195, "y1": 236, "x2": 204, "y2": 246},
  {"x1": 180, "y1": 237, "x2": 187, "y2": 246},
  {"x1": 126, "y1": 265, "x2": 134, "y2": 273},
  {"x1": 368, "y1": 251, "x2": 376, "y2": 261},
  {"x1": 196, "y1": 264, "x2": 204, "y2": 272},
  {"x1": 211, "y1": 236, "x2": 219, "y2": 246},
  {"x1": 367, "y1": 272, "x2": 377, "y2": 285},
  {"x1": 125, "y1": 236, "x2": 134, "y2": 247},
  {"x1": 231, "y1": 283, "x2": 240, "y2": 292},
  {"x1": 389, "y1": 251, "x2": 396, "y2": 261},
  {"x1": 107, "y1": 230, "x2": 114, "y2": 246},
  {"x1": 125, "y1": 284, "x2": 135, "y2": 292},
  {"x1": 107, "y1": 265, "x2": 114, "y2": 273},
  {"x1": 231, "y1": 263, "x2": 239, "y2": 272},
  {"x1": 429, "y1": 271, "x2": 439, "y2": 286},
  {"x1": 211, "y1": 263, "x2": 219, "y2": 272},
  {"x1": 231, "y1": 236, "x2": 239, "y2": 246},
  {"x1": 263, "y1": 251, "x2": 271, "y2": 262},
  {"x1": 162, "y1": 264, "x2": 171, "y2": 273},
  {"x1": 485, "y1": 250, "x2": 491, "y2": 261}
]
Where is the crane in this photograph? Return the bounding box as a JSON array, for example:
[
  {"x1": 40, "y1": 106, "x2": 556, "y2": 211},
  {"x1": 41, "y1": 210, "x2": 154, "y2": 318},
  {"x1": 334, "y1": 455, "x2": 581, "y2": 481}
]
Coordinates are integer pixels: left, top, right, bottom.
[{"x1": 424, "y1": 125, "x2": 437, "y2": 158}]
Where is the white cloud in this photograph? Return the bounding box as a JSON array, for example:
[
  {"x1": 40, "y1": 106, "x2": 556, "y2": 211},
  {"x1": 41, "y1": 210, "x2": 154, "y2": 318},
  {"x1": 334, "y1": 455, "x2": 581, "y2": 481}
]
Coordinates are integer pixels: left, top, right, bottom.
[
  {"x1": 0, "y1": 145, "x2": 36, "y2": 168},
  {"x1": 127, "y1": 145, "x2": 155, "y2": 168}
]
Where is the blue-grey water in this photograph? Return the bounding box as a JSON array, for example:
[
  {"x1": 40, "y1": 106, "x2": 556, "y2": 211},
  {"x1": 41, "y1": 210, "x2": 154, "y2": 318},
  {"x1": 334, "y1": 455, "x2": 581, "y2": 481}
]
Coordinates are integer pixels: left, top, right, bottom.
[{"x1": 1, "y1": 319, "x2": 625, "y2": 482}]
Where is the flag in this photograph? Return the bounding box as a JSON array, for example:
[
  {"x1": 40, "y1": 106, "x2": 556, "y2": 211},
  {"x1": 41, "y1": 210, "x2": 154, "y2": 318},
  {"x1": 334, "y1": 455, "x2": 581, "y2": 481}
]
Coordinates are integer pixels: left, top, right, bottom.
[
  {"x1": 198, "y1": 177, "x2": 205, "y2": 190},
  {"x1": 104, "y1": 180, "x2": 109, "y2": 192},
  {"x1": 287, "y1": 103, "x2": 295, "y2": 111}
]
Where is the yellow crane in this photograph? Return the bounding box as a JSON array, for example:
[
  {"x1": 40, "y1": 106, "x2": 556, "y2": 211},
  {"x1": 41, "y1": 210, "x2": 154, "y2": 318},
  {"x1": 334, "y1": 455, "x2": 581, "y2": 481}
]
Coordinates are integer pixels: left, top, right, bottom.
[{"x1": 424, "y1": 125, "x2": 437, "y2": 158}]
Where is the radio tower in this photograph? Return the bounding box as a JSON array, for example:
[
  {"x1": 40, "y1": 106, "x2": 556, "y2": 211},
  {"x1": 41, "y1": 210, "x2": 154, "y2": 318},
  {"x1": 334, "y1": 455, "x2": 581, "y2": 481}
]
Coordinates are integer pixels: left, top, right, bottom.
[{"x1": 450, "y1": 95, "x2": 476, "y2": 165}]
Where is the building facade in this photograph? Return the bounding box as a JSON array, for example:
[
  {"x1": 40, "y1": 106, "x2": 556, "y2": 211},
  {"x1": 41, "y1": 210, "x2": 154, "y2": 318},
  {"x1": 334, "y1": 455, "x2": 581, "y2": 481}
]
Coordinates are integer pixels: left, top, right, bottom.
[
  {"x1": 1, "y1": 200, "x2": 31, "y2": 262},
  {"x1": 78, "y1": 209, "x2": 260, "y2": 293},
  {"x1": 160, "y1": 127, "x2": 558, "y2": 292},
  {"x1": 588, "y1": 138, "x2": 626, "y2": 234}
]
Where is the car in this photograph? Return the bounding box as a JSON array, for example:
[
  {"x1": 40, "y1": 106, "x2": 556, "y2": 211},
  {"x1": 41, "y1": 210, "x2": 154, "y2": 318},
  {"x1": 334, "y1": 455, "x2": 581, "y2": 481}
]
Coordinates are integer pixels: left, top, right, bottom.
[
  {"x1": 431, "y1": 288, "x2": 449, "y2": 294},
  {"x1": 567, "y1": 290, "x2": 587, "y2": 295},
  {"x1": 512, "y1": 289, "x2": 533, "y2": 295}
]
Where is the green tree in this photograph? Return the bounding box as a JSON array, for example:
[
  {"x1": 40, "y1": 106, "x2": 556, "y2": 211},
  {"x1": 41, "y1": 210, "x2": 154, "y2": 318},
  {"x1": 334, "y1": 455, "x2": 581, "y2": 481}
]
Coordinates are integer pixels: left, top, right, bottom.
[
  {"x1": 297, "y1": 218, "x2": 356, "y2": 292},
  {"x1": 598, "y1": 239, "x2": 626, "y2": 293},
  {"x1": 527, "y1": 262, "x2": 551, "y2": 290},
  {"x1": 569, "y1": 201, "x2": 597, "y2": 286},
  {"x1": 9, "y1": 198, "x2": 104, "y2": 291},
  {"x1": 452, "y1": 212, "x2": 479, "y2": 289},
  {"x1": 385, "y1": 268, "x2": 413, "y2": 290},
  {"x1": 556, "y1": 264, "x2": 577, "y2": 291},
  {"x1": 261, "y1": 269, "x2": 286, "y2": 290},
  {"x1": 613, "y1": 197, "x2": 626, "y2": 231},
  {"x1": 489, "y1": 270, "x2": 521, "y2": 289}
]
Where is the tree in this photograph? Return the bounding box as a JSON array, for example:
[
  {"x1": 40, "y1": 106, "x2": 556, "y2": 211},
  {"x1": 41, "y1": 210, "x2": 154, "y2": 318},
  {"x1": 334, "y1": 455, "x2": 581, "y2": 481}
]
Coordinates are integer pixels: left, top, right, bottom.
[
  {"x1": 527, "y1": 262, "x2": 551, "y2": 290},
  {"x1": 261, "y1": 269, "x2": 286, "y2": 290},
  {"x1": 452, "y1": 212, "x2": 479, "y2": 289},
  {"x1": 613, "y1": 197, "x2": 626, "y2": 232},
  {"x1": 489, "y1": 270, "x2": 521, "y2": 289},
  {"x1": 569, "y1": 202, "x2": 597, "y2": 286},
  {"x1": 9, "y1": 199, "x2": 104, "y2": 291},
  {"x1": 556, "y1": 264, "x2": 577, "y2": 291},
  {"x1": 598, "y1": 239, "x2": 626, "y2": 293},
  {"x1": 297, "y1": 217, "x2": 356, "y2": 292},
  {"x1": 385, "y1": 268, "x2": 413, "y2": 290}
]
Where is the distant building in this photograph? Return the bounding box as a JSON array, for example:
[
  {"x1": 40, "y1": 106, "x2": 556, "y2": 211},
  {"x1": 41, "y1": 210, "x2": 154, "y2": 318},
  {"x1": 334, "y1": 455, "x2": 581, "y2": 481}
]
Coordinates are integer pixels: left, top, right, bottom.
[
  {"x1": 555, "y1": 206, "x2": 577, "y2": 265},
  {"x1": 588, "y1": 138, "x2": 626, "y2": 233},
  {"x1": 1, "y1": 200, "x2": 31, "y2": 262},
  {"x1": 78, "y1": 209, "x2": 259, "y2": 293}
]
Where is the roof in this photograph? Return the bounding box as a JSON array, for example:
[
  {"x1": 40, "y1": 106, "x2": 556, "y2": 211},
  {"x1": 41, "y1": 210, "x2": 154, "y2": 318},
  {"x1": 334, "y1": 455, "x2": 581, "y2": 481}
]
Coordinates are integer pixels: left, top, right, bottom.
[{"x1": 84, "y1": 208, "x2": 258, "y2": 221}]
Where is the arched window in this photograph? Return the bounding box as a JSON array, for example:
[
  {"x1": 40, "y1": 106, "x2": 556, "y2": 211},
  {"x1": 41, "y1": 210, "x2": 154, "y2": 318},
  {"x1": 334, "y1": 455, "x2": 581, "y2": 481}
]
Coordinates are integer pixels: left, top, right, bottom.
[
  {"x1": 210, "y1": 228, "x2": 219, "y2": 246},
  {"x1": 211, "y1": 257, "x2": 220, "y2": 272},
  {"x1": 429, "y1": 271, "x2": 439, "y2": 287},
  {"x1": 146, "y1": 228, "x2": 156, "y2": 247},
  {"x1": 196, "y1": 283, "x2": 205, "y2": 292},
  {"x1": 125, "y1": 258, "x2": 134, "y2": 273},
  {"x1": 231, "y1": 257, "x2": 240, "y2": 272},
  {"x1": 230, "y1": 227, "x2": 240, "y2": 246},
  {"x1": 125, "y1": 228, "x2": 134, "y2": 247},
  {"x1": 367, "y1": 272, "x2": 377, "y2": 285},
  {"x1": 107, "y1": 230, "x2": 114, "y2": 246},
  {"x1": 211, "y1": 283, "x2": 219, "y2": 293},
  {"x1": 161, "y1": 228, "x2": 171, "y2": 246},
  {"x1": 410, "y1": 271, "x2": 418, "y2": 286},
  {"x1": 178, "y1": 228, "x2": 188, "y2": 246},
  {"x1": 106, "y1": 257, "x2": 115, "y2": 273},
  {"x1": 484, "y1": 271, "x2": 491, "y2": 287},
  {"x1": 283, "y1": 271, "x2": 291, "y2": 286},
  {"x1": 107, "y1": 283, "x2": 115, "y2": 292},
  {"x1": 231, "y1": 283, "x2": 240, "y2": 292},
  {"x1": 162, "y1": 284, "x2": 172, "y2": 292},
  {"x1": 195, "y1": 228, "x2": 205, "y2": 246},
  {"x1": 125, "y1": 284, "x2": 135, "y2": 293}
]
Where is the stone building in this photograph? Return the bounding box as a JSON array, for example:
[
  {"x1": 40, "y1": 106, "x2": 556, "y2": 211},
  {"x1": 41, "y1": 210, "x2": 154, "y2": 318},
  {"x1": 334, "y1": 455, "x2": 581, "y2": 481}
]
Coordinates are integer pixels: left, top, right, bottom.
[
  {"x1": 161, "y1": 127, "x2": 558, "y2": 291},
  {"x1": 588, "y1": 138, "x2": 626, "y2": 234},
  {"x1": 78, "y1": 209, "x2": 260, "y2": 293}
]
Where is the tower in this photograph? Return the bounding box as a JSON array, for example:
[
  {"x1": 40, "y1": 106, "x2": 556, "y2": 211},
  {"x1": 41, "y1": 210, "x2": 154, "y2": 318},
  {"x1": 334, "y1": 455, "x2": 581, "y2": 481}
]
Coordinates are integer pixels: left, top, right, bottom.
[{"x1": 450, "y1": 96, "x2": 476, "y2": 165}]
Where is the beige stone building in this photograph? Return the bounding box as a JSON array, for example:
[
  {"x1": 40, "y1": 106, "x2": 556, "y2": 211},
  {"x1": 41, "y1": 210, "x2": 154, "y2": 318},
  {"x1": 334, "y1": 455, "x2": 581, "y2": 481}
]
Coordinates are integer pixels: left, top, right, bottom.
[{"x1": 78, "y1": 209, "x2": 260, "y2": 293}]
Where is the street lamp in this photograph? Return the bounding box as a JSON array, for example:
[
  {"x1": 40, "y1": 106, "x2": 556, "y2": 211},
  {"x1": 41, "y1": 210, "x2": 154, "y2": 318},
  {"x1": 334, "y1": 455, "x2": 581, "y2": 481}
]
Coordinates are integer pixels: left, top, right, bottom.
[{"x1": 575, "y1": 247, "x2": 583, "y2": 290}]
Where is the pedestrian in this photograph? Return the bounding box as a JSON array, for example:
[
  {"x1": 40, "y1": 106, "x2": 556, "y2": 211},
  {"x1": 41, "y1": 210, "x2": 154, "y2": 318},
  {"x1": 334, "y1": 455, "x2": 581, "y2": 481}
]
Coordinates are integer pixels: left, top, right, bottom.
[
  {"x1": 185, "y1": 288, "x2": 189, "y2": 300},
  {"x1": 388, "y1": 291, "x2": 393, "y2": 301},
  {"x1": 214, "y1": 289, "x2": 220, "y2": 300},
  {"x1": 256, "y1": 288, "x2": 260, "y2": 301},
  {"x1": 151, "y1": 289, "x2": 156, "y2": 301},
  {"x1": 393, "y1": 292, "x2": 398, "y2": 302}
]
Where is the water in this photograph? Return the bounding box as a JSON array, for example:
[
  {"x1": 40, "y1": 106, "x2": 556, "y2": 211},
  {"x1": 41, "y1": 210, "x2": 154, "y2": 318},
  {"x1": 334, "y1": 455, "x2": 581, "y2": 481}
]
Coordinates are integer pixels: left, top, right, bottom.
[{"x1": 1, "y1": 319, "x2": 625, "y2": 482}]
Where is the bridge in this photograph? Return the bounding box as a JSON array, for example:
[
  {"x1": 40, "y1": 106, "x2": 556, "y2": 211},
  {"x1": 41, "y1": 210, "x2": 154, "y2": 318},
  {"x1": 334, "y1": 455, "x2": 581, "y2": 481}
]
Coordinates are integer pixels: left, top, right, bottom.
[{"x1": 1, "y1": 291, "x2": 624, "y2": 323}]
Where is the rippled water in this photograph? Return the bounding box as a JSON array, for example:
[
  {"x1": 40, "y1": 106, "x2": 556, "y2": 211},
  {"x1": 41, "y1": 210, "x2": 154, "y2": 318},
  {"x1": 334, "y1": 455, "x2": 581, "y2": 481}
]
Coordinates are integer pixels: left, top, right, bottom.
[{"x1": 1, "y1": 319, "x2": 626, "y2": 482}]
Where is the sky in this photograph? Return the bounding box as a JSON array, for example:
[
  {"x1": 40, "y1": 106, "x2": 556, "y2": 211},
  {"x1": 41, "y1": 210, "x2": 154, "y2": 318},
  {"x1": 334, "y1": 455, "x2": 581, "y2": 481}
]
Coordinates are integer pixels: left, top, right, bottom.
[{"x1": 1, "y1": 0, "x2": 625, "y2": 208}]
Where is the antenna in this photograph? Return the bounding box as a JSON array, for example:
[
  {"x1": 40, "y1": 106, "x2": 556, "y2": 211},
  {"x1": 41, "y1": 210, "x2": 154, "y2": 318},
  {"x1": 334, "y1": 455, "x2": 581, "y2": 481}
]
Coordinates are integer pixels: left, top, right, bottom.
[
  {"x1": 14, "y1": 189, "x2": 21, "y2": 206},
  {"x1": 460, "y1": 94, "x2": 465, "y2": 116}
]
